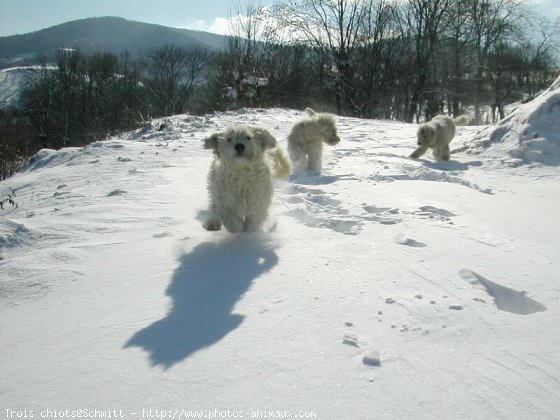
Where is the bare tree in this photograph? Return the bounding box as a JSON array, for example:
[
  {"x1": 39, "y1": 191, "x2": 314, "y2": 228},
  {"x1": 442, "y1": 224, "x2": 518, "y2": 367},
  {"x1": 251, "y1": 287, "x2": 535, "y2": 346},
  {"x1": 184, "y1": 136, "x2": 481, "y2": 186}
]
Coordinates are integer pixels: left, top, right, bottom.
[
  {"x1": 396, "y1": 0, "x2": 452, "y2": 122},
  {"x1": 354, "y1": 0, "x2": 400, "y2": 118},
  {"x1": 275, "y1": 0, "x2": 368, "y2": 114},
  {"x1": 21, "y1": 58, "x2": 57, "y2": 146},
  {"x1": 54, "y1": 48, "x2": 83, "y2": 145},
  {"x1": 517, "y1": 14, "x2": 560, "y2": 100},
  {"x1": 220, "y1": 1, "x2": 272, "y2": 107},
  {"x1": 441, "y1": 0, "x2": 474, "y2": 116},
  {"x1": 465, "y1": 0, "x2": 522, "y2": 124},
  {"x1": 486, "y1": 41, "x2": 524, "y2": 121},
  {"x1": 143, "y1": 44, "x2": 209, "y2": 116}
]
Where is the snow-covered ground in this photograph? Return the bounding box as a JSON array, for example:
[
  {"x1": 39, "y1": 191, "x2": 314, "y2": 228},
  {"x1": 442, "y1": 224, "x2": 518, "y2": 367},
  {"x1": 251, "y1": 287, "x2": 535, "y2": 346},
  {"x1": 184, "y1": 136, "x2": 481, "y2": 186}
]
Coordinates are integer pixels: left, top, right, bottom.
[
  {"x1": 1, "y1": 92, "x2": 560, "y2": 418},
  {"x1": 0, "y1": 66, "x2": 31, "y2": 107}
]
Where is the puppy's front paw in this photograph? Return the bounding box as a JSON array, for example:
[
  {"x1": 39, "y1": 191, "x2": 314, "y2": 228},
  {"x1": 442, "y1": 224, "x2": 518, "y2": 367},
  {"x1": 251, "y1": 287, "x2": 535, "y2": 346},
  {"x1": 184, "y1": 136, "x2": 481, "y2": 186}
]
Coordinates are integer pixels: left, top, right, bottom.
[
  {"x1": 410, "y1": 150, "x2": 423, "y2": 159},
  {"x1": 203, "y1": 219, "x2": 222, "y2": 231}
]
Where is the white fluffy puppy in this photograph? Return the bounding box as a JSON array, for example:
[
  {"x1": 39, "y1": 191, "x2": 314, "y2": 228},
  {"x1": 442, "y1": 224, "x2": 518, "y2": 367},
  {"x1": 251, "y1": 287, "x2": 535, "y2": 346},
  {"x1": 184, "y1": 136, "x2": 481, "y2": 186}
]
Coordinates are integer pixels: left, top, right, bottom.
[
  {"x1": 287, "y1": 108, "x2": 341, "y2": 173},
  {"x1": 202, "y1": 125, "x2": 290, "y2": 233},
  {"x1": 411, "y1": 114, "x2": 469, "y2": 161}
]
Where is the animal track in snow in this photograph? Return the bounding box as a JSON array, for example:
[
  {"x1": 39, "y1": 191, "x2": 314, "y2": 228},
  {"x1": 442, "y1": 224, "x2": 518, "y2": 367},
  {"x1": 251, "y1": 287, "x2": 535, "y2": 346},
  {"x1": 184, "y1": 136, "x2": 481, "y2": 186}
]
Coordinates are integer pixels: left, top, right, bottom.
[
  {"x1": 152, "y1": 231, "x2": 173, "y2": 238},
  {"x1": 283, "y1": 185, "x2": 363, "y2": 235},
  {"x1": 286, "y1": 185, "x2": 347, "y2": 214},
  {"x1": 368, "y1": 164, "x2": 493, "y2": 194},
  {"x1": 285, "y1": 208, "x2": 362, "y2": 235},
  {"x1": 411, "y1": 206, "x2": 456, "y2": 223},
  {"x1": 419, "y1": 206, "x2": 455, "y2": 217},
  {"x1": 394, "y1": 235, "x2": 427, "y2": 247},
  {"x1": 103, "y1": 142, "x2": 125, "y2": 149},
  {"x1": 288, "y1": 173, "x2": 340, "y2": 186},
  {"x1": 342, "y1": 332, "x2": 359, "y2": 346},
  {"x1": 362, "y1": 205, "x2": 402, "y2": 225},
  {"x1": 335, "y1": 147, "x2": 366, "y2": 156},
  {"x1": 107, "y1": 189, "x2": 127, "y2": 197},
  {"x1": 459, "y1": 269, "x2": 546, "y2": 315}
]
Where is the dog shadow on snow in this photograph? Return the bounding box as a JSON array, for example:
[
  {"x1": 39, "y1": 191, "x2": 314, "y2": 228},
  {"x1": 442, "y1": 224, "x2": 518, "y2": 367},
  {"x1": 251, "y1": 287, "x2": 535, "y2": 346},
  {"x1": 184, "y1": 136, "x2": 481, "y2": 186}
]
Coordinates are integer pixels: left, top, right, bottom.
[{"x1": 125, "y1": 233, "x2": 278, "y2": 369}]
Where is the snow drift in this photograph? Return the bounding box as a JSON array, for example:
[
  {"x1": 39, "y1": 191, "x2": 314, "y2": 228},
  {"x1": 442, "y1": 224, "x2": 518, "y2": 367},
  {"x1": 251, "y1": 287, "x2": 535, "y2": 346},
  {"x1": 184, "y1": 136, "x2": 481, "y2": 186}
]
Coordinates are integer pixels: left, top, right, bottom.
[{"x1": 466, "y1": 75, "x2": 560, "y2": 165}]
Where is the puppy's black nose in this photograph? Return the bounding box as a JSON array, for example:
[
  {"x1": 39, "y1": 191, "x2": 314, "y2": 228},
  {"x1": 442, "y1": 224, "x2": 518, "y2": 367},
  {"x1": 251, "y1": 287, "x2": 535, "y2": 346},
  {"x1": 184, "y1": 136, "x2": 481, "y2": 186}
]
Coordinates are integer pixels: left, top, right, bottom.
[{"x1": 235, "y1": 143, "x2": 245, "y2": 153}]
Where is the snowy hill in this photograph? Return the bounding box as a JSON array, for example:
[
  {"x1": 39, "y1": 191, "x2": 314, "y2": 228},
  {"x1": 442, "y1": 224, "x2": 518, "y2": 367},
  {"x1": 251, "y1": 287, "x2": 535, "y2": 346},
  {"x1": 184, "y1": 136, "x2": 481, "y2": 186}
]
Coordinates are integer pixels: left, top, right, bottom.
[
  {"x1": 464, "y1": 75, "x2": 560, "y2": 166},
  {"x1": 0, "y1": 67, "x2": 24, "y2": 107},
  {"x1": 1, "y1": 107, "x2": 560, "y2": 419},
  {"x1": 0, "y1": 66, "x2": 53, "y2": 108}
]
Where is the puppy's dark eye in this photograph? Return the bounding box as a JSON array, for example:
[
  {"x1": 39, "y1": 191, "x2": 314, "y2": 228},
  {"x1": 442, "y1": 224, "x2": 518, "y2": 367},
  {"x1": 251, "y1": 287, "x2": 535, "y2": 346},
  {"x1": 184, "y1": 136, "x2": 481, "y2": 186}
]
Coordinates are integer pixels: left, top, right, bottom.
[{"x1": 227, "y1": 137, "x2": 232, "y2": 143}]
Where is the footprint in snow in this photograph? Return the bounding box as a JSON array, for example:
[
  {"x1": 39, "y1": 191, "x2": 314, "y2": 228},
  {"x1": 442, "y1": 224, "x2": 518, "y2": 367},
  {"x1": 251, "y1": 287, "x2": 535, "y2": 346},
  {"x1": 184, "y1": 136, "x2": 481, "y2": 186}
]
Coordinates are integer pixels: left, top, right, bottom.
[
  {"x1": 103, "y1": 143, "x2": 125, "y2": 149},
  {"x1": 370, "y1": 165, "x2": 493, "y2": 195},
  {"x1": 342, "y1": 333, "x2": 359, "y2": 346},
  {"x1": 394, "y1": 235, "x2": 427, "y2": 247},
  {"x1": 53, "y1": 191, "x2": 69, "y2": 198},
  {"x1": 152, "y1": 231, "x2": 173, "y2": 238},
  {"x1": 287, "y1": 185, "x2": 342, "y2": 208},
  {"x1": 107, "y1": 189, "x2": 127, "y2": 197},
  {"x1": 419, "y1": 206, "x2": 455, "y2": 217},
  {"x1": 363, "y1": 205, "x2": 402, "y2": 225},
  {"x1": 289, "y1": 173, "x2": 339, "y2": 186},
  {"x1": 362, "y1": 351, "x2": 381, "y2": 367},
  {"x1": 285, "y1": 208, "x2": 362, "y2": 235},
  {"x1": 283, "y1": 185, "x2": 363, "y2": 235},
  {"x1": 411, "y1": 205, "x2": 456, "y2": 223}
]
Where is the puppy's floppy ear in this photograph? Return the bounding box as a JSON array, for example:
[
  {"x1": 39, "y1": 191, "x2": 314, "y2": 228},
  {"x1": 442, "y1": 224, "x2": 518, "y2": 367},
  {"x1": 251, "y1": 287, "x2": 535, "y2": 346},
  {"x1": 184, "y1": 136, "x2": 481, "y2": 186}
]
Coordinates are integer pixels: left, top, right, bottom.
[
  {"x1": 251, "y1": 127, "x2": 277, "y2": 149},
  {"x1": 202, "y1": 132, "x2": 221, "y2": 150}
]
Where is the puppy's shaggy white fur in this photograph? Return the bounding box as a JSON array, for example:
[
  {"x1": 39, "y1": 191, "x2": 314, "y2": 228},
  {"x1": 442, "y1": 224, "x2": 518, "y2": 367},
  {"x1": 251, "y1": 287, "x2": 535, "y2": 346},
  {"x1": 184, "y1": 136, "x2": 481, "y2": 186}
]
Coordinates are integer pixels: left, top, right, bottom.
[
  {"x1": 202, "y1": 125, "x2": 290, "y2": 233},
  {"x1": 287, "y1": 108, "x2": 341, "y2": 173},
  {"x1": 411, "y1": 114, "x2": 469, "y2": 161}
]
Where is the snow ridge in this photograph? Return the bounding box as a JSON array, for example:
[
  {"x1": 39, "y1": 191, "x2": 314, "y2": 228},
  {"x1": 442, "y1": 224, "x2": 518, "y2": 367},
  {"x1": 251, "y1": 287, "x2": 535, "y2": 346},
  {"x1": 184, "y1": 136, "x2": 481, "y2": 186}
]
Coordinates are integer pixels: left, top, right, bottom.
[{"x1": 467, "y1": 78, "x2": 560, "y2": 165}]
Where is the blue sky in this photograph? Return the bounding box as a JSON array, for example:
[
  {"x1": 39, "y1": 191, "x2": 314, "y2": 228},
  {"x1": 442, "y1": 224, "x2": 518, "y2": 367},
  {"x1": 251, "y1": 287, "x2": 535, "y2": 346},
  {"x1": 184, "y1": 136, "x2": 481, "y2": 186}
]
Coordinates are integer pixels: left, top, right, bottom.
[
  {"x1": 0, "y1": 0, "x2": 558, "y2": 37},
  {"x1": 0, "y1": 0, "x2": 275, "y2": 36}
]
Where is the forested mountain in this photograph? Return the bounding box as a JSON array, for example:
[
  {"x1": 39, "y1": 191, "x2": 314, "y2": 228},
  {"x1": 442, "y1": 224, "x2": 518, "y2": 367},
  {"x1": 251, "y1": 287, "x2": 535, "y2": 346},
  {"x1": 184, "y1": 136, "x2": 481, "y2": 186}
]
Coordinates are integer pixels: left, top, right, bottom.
[{"x1": 0, "y1": 16, "x2": 226, "y2": 68}]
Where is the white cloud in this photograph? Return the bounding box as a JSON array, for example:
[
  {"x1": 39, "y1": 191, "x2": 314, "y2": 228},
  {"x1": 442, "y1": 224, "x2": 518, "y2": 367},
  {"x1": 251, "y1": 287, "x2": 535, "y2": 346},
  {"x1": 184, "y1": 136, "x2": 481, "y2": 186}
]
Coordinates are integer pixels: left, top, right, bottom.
[
  {"x1": 185, "y1": 15, "x2": 249, "y2": 36},
  {"x1": 186, "y1": 9, "x2": 278, "y2": 38},
  {"x1": 185, "y1": 19, "x2": 211, "y2": 32},
  {"x1": 531, "y1": 0, "x2": 560, "y2": 18},
  {"x1": 208, "y1": 17, "x2": 232, "y2": 35}
]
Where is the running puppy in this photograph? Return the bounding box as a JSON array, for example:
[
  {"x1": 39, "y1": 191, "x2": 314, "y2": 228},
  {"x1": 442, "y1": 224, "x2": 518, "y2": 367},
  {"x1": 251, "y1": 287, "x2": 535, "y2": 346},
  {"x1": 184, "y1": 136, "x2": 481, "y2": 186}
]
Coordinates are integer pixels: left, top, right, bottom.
[
  {"x1": 287, "y1": 108, "x2": 340, "y2": 173},
  {"x1": 202, "y1": 125, "x2": 290, "y2": 233},
  {"x1": 411, "y1": 115, "x2": 469, "y2": 161}
]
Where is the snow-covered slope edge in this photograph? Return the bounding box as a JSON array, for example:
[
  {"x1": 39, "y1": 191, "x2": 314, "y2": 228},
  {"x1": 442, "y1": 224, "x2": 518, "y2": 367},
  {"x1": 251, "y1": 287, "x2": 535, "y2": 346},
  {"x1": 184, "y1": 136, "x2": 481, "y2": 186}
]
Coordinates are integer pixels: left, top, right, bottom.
[
  {"x1": 0, "y1": 66, "x2": 28, "y2": 107},
  {"x1": 465, "y1": 75, "x2": 560, "y2": 166}
]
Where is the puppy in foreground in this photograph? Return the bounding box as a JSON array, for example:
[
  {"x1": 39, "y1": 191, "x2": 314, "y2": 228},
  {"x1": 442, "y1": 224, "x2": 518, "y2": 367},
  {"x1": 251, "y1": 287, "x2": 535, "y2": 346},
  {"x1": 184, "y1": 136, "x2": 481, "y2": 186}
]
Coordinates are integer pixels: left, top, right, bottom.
[
  {"x1": 410, "y1": 114, "x2": 469, "y2": 161},
  {"x1": 288, "y1": 108, "x2": 341, "y2": 173},
  {"x1": 202, "y1": 125, "x2": 290, "y2": 233}
]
